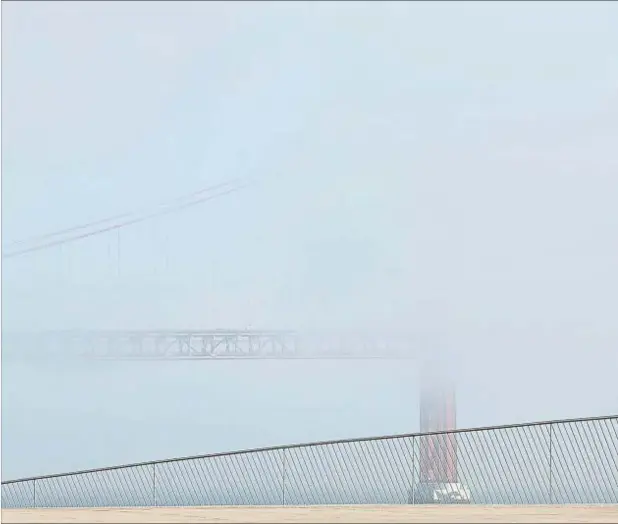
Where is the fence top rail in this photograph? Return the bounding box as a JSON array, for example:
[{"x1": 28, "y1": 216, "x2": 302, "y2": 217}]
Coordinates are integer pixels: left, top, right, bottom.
[{"x1": 3, "y1": 414, "x2": 616, "y2": 485}]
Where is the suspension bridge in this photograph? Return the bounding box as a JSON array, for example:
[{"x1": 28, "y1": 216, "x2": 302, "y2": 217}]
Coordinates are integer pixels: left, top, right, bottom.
[{"x1": 3, "y1": 177, "x2": 461, "y2": 491}]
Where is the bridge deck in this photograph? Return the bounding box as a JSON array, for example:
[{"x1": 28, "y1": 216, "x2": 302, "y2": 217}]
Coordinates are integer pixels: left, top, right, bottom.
[{"x1": 3, "y1": 330, "x2": 416, "y2": 360}]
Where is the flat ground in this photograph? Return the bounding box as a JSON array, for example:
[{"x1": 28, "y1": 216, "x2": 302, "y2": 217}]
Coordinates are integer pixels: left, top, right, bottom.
[{"x1": 3, "y1": 505, "x2": 618, "y2": 523}]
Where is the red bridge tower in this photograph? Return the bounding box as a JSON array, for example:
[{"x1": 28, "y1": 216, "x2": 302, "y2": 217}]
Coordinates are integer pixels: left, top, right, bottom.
[{"x1": 419, "y1": 368, "x2": 458, "y2": 484}]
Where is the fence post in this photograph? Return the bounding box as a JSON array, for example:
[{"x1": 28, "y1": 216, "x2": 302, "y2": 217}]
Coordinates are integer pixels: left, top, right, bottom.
[
  {"x1": 33, "y1": 479, "x2": 37, "y2": 508},
  {"x1": 411, "y1": 436, "x2": 415, "y2": 505},
  {"x1": 281, "y1": 449, "x2": 287, "y2": 506},
  {"x1": 152, "y1": 463, "x2": 157, "y2": 506},
  {"x1": 549, "y1": 423, "x2": 553, "y2": 504}
]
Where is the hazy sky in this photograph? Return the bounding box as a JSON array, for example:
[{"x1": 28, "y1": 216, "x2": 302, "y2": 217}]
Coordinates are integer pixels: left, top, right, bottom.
[{"x1": 2, "y1": 1, "x2": 618, "y2": 478}]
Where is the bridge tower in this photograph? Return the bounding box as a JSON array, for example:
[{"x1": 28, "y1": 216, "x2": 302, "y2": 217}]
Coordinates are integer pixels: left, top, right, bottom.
[
  {"x1": 414, "y1": 299, "x2": 459, "y2": 488},
  {"x1": 419, "y1": 365, "x2": 458, "y2": 484}
]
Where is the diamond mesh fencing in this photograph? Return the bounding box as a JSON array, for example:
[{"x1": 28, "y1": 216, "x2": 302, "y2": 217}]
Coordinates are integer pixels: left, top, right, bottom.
[{"x1": 2, "y1": 416, "x2": 616, "y2": 508}]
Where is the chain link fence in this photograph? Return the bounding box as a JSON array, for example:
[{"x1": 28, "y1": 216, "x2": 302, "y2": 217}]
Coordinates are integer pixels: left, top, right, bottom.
[{"x1": 2, "y1": 415, "x2": 617, "y2": 508}]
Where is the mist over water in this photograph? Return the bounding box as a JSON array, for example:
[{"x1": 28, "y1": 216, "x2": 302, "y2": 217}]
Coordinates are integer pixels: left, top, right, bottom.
[
  {"x1": 3, "y1": 345, "x2": 615, "y2": 480},
  {"x1": 3, "y1": 2, "x2": 618, "y2": 482},
  {"x1": 2, "y1": 358, "x2": 417, "y2": 479}
]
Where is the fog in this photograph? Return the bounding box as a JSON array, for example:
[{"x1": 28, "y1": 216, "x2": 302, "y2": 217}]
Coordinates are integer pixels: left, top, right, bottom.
[{"x1": 2, "y1": 1, "x2": 618, "y2": 480}]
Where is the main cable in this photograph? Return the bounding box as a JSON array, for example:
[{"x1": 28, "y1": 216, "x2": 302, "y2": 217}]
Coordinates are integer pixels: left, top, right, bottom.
[
  {"x1": 3, "y1": 178, "x2": 243, "y2": 248},
  {"x1": 2, "y1": 181, "x2": 250, "y2": 259}
]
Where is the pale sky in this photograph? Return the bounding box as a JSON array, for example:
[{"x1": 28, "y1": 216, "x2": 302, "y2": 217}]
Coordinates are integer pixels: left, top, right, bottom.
[{"x1": 2, "y1": 1, "x2": 618, "y2": 478}]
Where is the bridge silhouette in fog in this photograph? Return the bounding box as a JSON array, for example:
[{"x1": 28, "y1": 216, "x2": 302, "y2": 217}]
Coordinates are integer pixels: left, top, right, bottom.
[{"x1": 5, "y1": 329, "x2": 418, "y2": 360}]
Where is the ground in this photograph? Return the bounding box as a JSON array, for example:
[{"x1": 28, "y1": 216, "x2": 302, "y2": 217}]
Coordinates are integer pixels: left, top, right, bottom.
[{"x1": 3, "y1": 505, "x2": 618, "y2": 523}]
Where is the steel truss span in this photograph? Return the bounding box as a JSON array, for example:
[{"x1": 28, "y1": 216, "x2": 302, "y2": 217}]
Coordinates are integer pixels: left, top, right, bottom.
[{"x1": 4, "y1": 330, "x2": 415, "y2": 360}]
